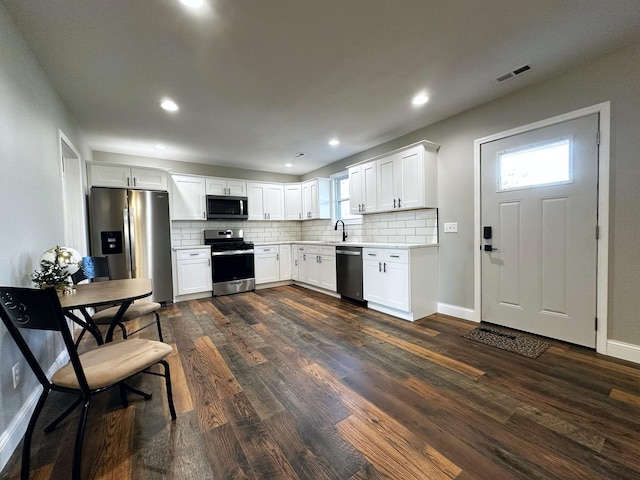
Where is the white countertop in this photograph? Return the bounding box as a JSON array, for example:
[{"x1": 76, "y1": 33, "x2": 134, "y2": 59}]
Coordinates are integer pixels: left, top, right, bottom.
[
  {"x1": 174, "y1": 241, "x2": 438, "y2": 250},
  {"x1": 254, "y1": 240, "x2": 438, "y2": 249}
]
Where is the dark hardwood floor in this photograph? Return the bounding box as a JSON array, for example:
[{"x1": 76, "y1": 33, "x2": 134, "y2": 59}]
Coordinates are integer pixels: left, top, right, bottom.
[{"x1": 2, "y1": 285, "x2": 640, "y2": 479}]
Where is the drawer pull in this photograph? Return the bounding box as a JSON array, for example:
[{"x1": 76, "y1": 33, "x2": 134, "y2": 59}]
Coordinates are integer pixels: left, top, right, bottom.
[{"x1": 390, "y1": 255, "x2": 400, "y2": 258}]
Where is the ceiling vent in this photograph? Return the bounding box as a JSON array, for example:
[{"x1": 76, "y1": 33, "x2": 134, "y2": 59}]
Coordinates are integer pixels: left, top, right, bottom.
[{"x1": 495, "y1": 64, "x2": 532, "y2": 84}]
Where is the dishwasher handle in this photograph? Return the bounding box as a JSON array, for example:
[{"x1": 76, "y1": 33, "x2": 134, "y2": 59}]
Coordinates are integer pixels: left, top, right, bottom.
[{"x1": 336, "y1": 250, "x2": 361, "y2": 256}]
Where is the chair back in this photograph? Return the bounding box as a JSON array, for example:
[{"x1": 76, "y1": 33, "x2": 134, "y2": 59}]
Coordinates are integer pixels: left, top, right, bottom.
[
  {"x1": 71, "y1": 256, "x2": 111, "y2": 284},
  {"x1": 0, "y1": 286, "x2": 90, "y2": 392}
]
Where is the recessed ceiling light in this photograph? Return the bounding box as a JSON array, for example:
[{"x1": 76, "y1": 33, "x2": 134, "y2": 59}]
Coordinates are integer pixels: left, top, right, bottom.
[
  {"x1": 160, "y1": 98, "x2": 179, "y2": 112},
  {"x1": 154, "y1": 144, "x2": 167, "y2": 151},
  {"x1": 328, "y1": 138, "x2": 340, "y2": 146},
  {"x1": 412, "y1": 92, "x2": 429, "y2": 106},
  {"x1": 285, "y1": 163, "x2": 293, "y2": 168},
  {"x1": 179, "y1": 0, "x2": 205, "y2": 8}
]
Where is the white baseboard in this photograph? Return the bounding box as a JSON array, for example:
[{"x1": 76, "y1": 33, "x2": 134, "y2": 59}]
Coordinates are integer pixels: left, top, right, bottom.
[
  {"x1": 0, "y1": 350, "x2": 69, "y2": 472},
  {"x1": 437, "y1": 303, "x2": 477, "y2": 322},
  {"x1": 606, "y1": 340, "x2": 640, "y2": 365}
]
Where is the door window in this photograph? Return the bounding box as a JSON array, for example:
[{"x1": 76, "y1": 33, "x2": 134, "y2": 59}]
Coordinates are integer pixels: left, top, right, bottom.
[{"x1": 497, "y1": 138, "x2": 572, "y2": 191}]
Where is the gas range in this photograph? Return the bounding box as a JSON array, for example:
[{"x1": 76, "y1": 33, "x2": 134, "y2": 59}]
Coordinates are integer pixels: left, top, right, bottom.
[{"x1": 203, "y1": 229, "x2": 255, "y2": 296}]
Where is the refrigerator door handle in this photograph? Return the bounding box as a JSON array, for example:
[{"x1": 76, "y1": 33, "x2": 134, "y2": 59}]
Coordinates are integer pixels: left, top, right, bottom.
[
  {"x1": 123, "y1": 208, "x2": 133, "y2": 276},
  {"x1": 129, "y1": 208, "x2": 136, "y2": 274}
]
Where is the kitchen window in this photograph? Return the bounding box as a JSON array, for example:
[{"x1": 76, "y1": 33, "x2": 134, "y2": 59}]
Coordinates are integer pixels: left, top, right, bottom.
[{"x1": 331, "y1": 171, "x2": 361, "y2": 223}]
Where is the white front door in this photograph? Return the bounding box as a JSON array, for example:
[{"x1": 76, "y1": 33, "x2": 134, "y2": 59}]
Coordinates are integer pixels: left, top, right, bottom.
[{"x1": 480, "y1": 114, "x2": 599, "y2": 347}]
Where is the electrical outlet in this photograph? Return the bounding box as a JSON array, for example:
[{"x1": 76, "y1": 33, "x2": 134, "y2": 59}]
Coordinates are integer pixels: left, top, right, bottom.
[
  {"x1": 12, "y1": 362, "x2": 21, "y2": 389},
  {"x1": 444, "y1": 222, "x2": 458, "y2": 233}
]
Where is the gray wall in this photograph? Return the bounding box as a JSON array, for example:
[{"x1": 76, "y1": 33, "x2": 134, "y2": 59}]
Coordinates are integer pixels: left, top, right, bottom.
[
  {"x1": 92, "y1": 151, "x2": 301, "y2": 184},
  {"x1": 305, "y1": 41, "x2": 640, "y2": 345},
  {"x1": 0, "y1": 2, "x2": 87, "y2": 454}
]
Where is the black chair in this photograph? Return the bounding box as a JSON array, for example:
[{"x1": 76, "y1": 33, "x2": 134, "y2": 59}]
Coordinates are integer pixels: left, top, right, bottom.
[
  {"x1": 73, "y1": 256, "x2": 165, "y2": 343},
  {"x1": 0, "y1": 286, "x2": 176, "y2": 480}
]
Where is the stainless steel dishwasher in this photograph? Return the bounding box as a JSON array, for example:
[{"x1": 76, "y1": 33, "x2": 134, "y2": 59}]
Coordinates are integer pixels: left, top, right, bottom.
[{"x1": 336, "y1": 245, "x2": 366, "y2": 305}]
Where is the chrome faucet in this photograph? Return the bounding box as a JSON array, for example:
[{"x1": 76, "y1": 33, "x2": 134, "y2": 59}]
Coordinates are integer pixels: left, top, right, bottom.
[{"x1": 334, "y1": 219, "x2": 348, "y2": 242}]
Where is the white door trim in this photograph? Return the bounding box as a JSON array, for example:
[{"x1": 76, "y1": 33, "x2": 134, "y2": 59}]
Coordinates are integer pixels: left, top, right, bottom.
[{"x1": 473, "y1": 102, "x2": 610, "y2": 354}]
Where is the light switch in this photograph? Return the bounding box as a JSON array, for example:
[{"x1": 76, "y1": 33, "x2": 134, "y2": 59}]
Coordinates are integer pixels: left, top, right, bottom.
[{"x1": 444, "y1": 222, "x2": 458, "y2": 233}]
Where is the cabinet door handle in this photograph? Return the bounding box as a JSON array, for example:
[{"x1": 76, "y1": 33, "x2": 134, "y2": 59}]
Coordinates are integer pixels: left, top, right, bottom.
[
  {"x1": 277, "y1": 254, "x2": 279, "y2": 260},
  {"x1": 383, "y1": 262, "x2": 387, "y2": 273},
  {"x1": 358, "y1": 204, "x2": 361, "y2": 212},
  {"x1": 303, "y1": 254, "x2": 306, "y2": 261},
  {"x1": 362, "y1": 204, "x2": 365, "y2": 213},
  {"x1": 133, "y1": 177, "x2": 137, "y2": 187},
  {"x1": 318, "y1": 256, "x2": 321, "y2": 263},
  {"x1": 299, "y1": 212, "x2": 302, "y2": 219},
  {"x1": 367, "y1": 253, "x2": 377, "y2": 256},
  {"x1": 398, "y1": 198, "x2": 401, "y2": 208},
  {"x1": 208, "y1": 259, "x2": 210, "y2": 267},
  {"x1": 295, "y1": 259, "x2": 298, "y2": 266},
  {"x1": 393, "y1": 198, "x2": 396, "y2": 208},
  {"x1": 378, "y1": 262, "x2": 381, "y2": 272},
  {"x1": 203, "y1": 211, "x2": 206, "y2": 219},
  {"x1": 390, "y1": 255, "x2": 400, "y2": 258},
  {"x1": 190, "y1": 253, "x2": 199, "y2": 256},
  {"x1": 127, "y1": 177, "x2": 131, "y2": 187}
]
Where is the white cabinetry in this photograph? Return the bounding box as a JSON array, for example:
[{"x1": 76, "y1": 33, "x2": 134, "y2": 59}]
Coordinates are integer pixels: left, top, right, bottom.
[
  {"x1": 247, "y1": 183, "x2": 285, "y2": 220},
  {"x1": 292, "y1": 244, "x2": 306, "y2": 281},
  {"x1": 176, "y1": 247, "x2": 212, "y2": 296},
  {"x1": 89, "y1": 164, "x2": 168, "y2": 190},
  {"x1": 279, "y1": 244, "x2": 292, "y2": 280},
  {"x1": 284, "y1": 184, "x2": 303, "y2": 220},
  {"x1": 255, "y1": 245, "x2": 280, "y2": 284},
  {"x1": 171, "y1": 175, "x2": 207, "y2": 220},
  {"x1": 205, "y1": 177, "x2": 247, "y2": 196},
  {"x1": 303, "y1": 245, "x2": 336, "y2": 292},
  {"x1": 301, "y1": 178, "x2": 330, "y2": 220},
  {"x1": 377, "y1": 144, "x2": 437, "y2": 212},
  {"x1": 348, "y1": 161, "x2": 377, "y2": 214},
  {"x1": 363, "y1": 246, "x2": 437, "y2": 321},
  {"x1": 255, "y1": 244, "x2": 292, "y2": 284}
]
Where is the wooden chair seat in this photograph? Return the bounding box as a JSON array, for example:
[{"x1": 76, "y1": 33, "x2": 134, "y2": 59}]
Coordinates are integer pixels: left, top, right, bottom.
[
  {"x1": 90, "y1": 301, "x2": 161, "y2": 324},
  {"x1": 52, "y1": 338, "x2": 172, "y2": 390}
]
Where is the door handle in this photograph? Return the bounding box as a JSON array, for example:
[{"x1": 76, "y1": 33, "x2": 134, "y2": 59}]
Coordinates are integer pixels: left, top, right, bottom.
[{"x1": 483, "y1": 245, "x2": 498, "y2": 252}]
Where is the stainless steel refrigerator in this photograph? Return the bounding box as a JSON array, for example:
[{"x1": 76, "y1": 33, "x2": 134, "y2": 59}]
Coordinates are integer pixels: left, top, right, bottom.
[{"x1": 88, "y1": 187, "x2": 173, "y2": 303}]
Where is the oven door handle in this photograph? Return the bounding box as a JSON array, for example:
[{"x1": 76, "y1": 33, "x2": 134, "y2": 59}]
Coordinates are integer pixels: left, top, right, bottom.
[{"x1": 211, "y1": 249, "x2": 255, "y2": 256}]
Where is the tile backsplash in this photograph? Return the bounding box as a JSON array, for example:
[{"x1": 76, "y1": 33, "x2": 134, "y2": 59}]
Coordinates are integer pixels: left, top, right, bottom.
[
  {"x1": 300, "y1": 209, "x2": 438, "y2": 245},
  {"x1": 171, "y1": 208, "x2": 438, "y2": 247},
  {"x1": 172, "y1": 220, "x2": 302, "y2": 247}
]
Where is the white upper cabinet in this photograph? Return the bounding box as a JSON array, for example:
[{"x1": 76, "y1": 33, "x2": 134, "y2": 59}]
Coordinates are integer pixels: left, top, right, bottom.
[
  {"x1": 171, "y1": 174, "x2": 206, "y2": 220},
  {"x1": 89, "y1": 164, "x2": 168, "y2": 191},
  {"x1": 205, "y1": 177, "x2": 247, "y2": 197},
  {"x1": 376, "y1": 143, "x2": 437, "y2": 212},
  {"x1": 301, "y1": 178, "x2": 330, "y2": 220},
  {"x1": 349, "y1": 161, "x2": 377, "y2": 214},
  {"x1": 247, "y1": 182, "x2": 285, "y2": 220},
  {"x1": 284, "y1": 183, "x2": 303, "y2": 220}
]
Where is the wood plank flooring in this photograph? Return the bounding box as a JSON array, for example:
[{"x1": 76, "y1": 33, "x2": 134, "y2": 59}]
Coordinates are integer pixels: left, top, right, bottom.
[{"x1": 2, "y1": 285, "x2": 640, "y2": 479}]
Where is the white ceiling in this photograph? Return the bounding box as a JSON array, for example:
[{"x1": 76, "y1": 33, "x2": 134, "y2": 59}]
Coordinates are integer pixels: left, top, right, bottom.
[{"x1": 4, "y1": 0, "x2": 640, "y2": 175}]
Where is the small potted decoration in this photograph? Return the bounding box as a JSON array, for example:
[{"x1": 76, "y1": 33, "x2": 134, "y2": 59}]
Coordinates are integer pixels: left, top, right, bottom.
[{"x1": 31, "y1": 246, "x2": 80, "y2": 295}]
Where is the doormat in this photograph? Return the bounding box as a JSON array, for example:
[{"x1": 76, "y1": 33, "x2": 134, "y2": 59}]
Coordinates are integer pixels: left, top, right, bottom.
[{"x1": 463, "y1": 327, "x2": 551, "y2": 359}]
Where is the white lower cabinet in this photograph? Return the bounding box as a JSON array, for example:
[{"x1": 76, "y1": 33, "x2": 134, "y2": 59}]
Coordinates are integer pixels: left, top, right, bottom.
[
  {"x1": 279, "y1": 244, "x2": 292, "y2": 281},
  {"x1": 255, "y1": 245, "x2": 280, "y2": 284},
  {"x1": 301, "y1": 245, "x2": 336, "y2": 292},
  {"x1": 363, "y1": 247, "x2": 437, "y2": 321},
  {"x1": 255, "y1": 244, "x2": 292, "y2": 284},
  {"x1": 176, "y1": 248, "x2": 212, "y2": 296}
]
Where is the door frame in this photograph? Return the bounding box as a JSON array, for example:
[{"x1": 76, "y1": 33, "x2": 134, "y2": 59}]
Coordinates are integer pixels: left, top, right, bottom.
[{"x1": 473, "y1": 102, "x2": 610, "y2": 354}]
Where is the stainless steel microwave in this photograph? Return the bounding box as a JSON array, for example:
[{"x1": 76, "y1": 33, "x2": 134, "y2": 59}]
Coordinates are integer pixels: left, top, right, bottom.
[{"x1": 206, "y1": 195, "x2": 248, "y2": 220}]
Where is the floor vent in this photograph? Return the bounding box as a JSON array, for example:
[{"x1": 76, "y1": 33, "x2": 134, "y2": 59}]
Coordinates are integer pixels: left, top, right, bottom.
[{"x1": 495, "y1": 64, "x2": 532, "y2": 84}]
